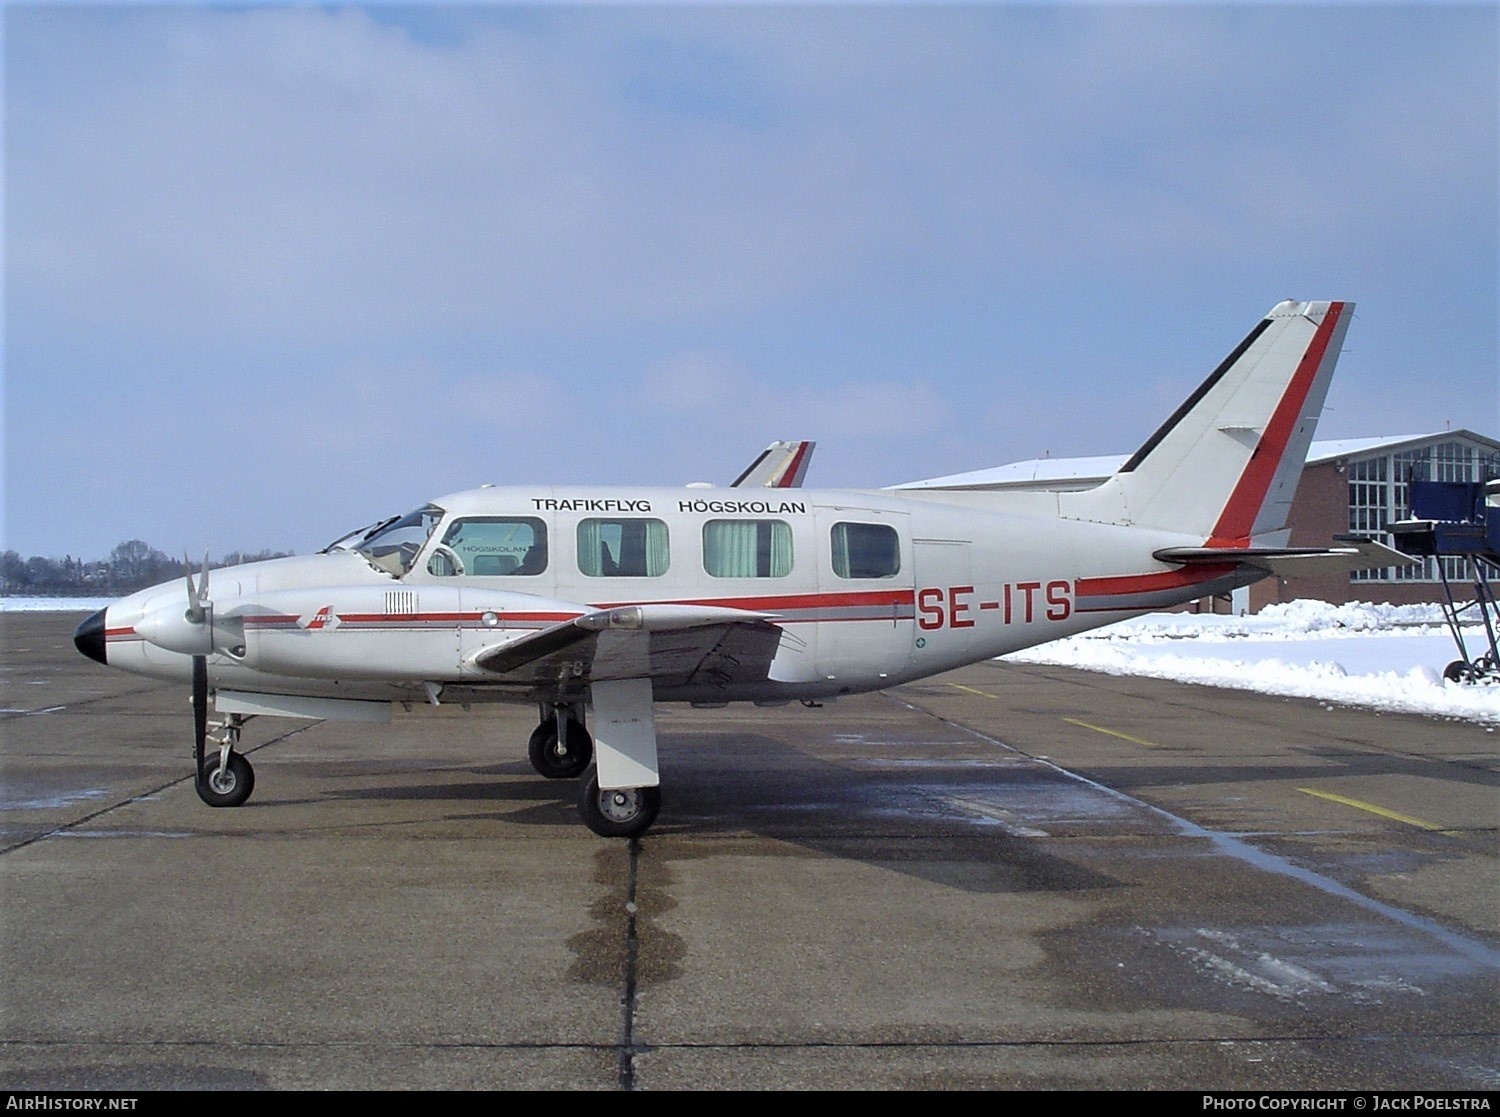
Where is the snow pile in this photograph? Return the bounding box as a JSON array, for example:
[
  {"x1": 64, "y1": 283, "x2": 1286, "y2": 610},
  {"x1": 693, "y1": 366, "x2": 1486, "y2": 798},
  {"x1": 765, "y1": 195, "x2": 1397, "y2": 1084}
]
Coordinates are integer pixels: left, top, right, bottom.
[
  {"x1": 1082, "y1": 600, "x2": 1451, "y2": 641},
  {"x1": 1004, "y1": 601, "x2": 1500, "y2": 725},
  {"x1": 1256, "y1": 599, "x2": 1450, "y2": 633}
]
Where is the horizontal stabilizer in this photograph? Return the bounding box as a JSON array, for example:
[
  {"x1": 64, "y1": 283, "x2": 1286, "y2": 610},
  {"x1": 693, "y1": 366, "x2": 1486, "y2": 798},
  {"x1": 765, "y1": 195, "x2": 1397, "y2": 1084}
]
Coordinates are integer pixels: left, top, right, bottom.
[{"x1": 1154, "y1": 536, "x2": 1409, "y2": 576}]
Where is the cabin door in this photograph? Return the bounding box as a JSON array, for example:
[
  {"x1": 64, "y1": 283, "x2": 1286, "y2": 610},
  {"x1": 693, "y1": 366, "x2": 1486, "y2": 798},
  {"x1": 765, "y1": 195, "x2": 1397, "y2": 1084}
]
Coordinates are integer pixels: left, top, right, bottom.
[{"x1": 812, "y1": 507, "x2": 915, "y2": 689}]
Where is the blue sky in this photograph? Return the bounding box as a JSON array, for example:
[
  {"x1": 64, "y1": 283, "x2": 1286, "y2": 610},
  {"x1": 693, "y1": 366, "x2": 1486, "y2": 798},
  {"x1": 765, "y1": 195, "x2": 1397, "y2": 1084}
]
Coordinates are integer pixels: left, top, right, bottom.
[{"x1": 5, "y1": 3, "x2": 1497, "y2": 560}]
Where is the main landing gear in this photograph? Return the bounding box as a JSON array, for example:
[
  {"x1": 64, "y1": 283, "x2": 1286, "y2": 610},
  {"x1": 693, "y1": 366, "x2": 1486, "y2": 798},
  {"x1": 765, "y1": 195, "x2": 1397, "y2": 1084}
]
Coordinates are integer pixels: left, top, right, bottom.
[
  {"x1": 529, "y1": 702, "x2": 661, "y2": 839},
  {"x1": 577, "y1": 774, "x2": 661, "y2": 838},
  {"x1": 527, "y1": 706, "x2": 594, "y2": 779}
]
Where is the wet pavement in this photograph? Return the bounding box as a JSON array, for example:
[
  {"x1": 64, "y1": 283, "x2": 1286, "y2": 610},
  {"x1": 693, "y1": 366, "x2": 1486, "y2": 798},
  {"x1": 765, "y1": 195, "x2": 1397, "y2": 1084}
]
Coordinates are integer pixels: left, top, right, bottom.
[{"x1": 2, "y1": 612, "x2": 1496, "y2": 1090}]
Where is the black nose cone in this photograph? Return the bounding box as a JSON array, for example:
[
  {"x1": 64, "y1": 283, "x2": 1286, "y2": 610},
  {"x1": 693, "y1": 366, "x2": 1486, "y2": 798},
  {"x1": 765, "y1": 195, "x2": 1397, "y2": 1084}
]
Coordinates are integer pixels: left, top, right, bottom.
[{"x1": 74, "y1": 608, "x2": 108, "y2": 665}]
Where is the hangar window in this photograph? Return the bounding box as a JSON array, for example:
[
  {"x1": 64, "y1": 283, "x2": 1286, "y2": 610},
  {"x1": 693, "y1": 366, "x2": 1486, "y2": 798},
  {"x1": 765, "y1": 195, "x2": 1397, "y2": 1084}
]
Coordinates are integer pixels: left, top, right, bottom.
[
  {"x1": 831, "y1": 522, "x2": 900, "y2": 579},
  {"x1": 577, "y1": 518, "x2": 670, "y2": 578},
  {"x1": 427, "y1": 517, "x2": 547, "y2": 577},
  {"x1": 703, "y1": 519, "x2": 792, "y2": 578}
]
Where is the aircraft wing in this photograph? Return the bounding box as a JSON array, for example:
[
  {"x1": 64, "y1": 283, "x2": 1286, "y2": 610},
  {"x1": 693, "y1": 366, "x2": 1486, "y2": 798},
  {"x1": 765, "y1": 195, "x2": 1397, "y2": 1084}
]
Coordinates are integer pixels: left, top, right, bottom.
[
  {"x1": 471, "y1": 604, "x2": 785, "y2": 691},
  {"x1": 1154, "y1": 536, "x2": 1411, "y2": 576},
  {"x1": 731, "y1": 440, "x2": 816, "y2": 488}
]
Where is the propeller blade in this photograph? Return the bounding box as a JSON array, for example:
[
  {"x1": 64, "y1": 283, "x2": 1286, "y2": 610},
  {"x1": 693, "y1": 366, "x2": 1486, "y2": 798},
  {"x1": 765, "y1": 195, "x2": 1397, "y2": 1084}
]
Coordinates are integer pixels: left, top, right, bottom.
[
  {"x1": 183, "y1": 552, "x2": 211, "y2": 625},
  {"x1": 183, "y1": 554, "x2": 202, "y2": 623},
  {"x1": 192, "y1": 654, "x2": 208, "y2": 791}
]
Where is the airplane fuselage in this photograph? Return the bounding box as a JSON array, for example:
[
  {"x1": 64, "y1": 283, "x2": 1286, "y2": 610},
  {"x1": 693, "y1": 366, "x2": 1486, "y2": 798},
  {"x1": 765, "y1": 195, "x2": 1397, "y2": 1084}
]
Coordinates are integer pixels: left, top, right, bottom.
[
  {"x1": 72, "y1": 301, "x2": 1354, "y2": 835},
  {"x1": 92, "y1": 482, "x2": 1247, "y2": 710}
]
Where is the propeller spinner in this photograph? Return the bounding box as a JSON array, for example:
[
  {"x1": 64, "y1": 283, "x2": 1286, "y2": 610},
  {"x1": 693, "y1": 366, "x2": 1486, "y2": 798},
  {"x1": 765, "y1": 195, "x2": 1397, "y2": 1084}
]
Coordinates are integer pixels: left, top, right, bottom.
[{"x1": 133, "y1": 554, "x2": 243, "y2": 658}]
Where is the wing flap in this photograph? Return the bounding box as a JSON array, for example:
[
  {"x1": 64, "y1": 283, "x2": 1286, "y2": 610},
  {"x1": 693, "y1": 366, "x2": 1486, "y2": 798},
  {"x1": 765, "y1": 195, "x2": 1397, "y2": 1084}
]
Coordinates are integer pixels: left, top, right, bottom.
[{"x1": 471, "y1": 605, "x2": 785, "y2": 692}]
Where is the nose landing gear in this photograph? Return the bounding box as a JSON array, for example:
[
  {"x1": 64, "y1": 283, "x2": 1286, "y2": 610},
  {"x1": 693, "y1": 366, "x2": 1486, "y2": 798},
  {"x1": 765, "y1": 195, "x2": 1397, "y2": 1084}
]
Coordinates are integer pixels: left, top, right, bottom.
[
  {"x1": 199, "y1": 749, "x2": 255, "y2": 808},
  {"x1": 194, "y1": 711, "x2": 254, "y2": 808}
]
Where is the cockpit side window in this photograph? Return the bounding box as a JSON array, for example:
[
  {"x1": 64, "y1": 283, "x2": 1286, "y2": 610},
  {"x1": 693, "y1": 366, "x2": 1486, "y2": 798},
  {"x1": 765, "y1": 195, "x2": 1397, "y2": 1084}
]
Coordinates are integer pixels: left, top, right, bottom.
[
  {"x1": 427, "y1": 517, "x2": 548, "y2": 577},
  {"x1": 353, "y1": 505, "x2": 444, "y2": 577}
]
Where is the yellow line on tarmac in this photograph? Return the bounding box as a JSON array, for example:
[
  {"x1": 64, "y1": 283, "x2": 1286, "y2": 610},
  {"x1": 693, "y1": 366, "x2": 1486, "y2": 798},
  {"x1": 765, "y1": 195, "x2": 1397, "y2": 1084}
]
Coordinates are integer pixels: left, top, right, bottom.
[
  {"x1": 948, "y1": 687, "x2": 1169, "y2": 751},
  {"x1": 1062, "y1": 717, "x2": 1165, "y2": 749},
  {"x1": 1297, "y1": 787, "x2": 1445, "y2": 832}
]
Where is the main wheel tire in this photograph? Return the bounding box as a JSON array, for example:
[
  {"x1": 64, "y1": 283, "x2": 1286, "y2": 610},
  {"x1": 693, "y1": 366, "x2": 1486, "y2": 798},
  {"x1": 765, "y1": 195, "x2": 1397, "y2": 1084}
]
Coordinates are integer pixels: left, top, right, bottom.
[
  {"x1": 1444, "y1": 659, "x2": 1477, "y2": 684},
  {"x1": 528, "y1": 718, "x2": 594, "y2": 779},
  {"x1": 577, "y1": 771, "x2": 660, "y2": 838},
  {"x1": 198, "y1": 751, "x2": 255, "y2": 808}
]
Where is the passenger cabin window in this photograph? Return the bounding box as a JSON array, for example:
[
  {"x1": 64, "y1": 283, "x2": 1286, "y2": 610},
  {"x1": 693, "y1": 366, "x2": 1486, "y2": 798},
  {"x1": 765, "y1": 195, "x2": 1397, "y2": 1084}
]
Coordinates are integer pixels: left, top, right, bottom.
[
  {"x1": 831, "y1": 522, "x2": 900, "y2": 579},
  {"x1": 577, "y1": 518, "x2": 669, "y2": 578},
  {"x1": 703, "y1": 519, "x2": 792, "y2": 578},
  {"x1": 428, "y1": 517, "x2": 547, "y2": 577}
]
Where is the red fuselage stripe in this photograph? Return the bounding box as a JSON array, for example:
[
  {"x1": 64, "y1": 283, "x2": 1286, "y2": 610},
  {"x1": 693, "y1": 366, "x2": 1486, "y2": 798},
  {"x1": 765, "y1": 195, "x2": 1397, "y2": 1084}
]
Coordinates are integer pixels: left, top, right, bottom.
[
  {"x1": 223, "y1": 591, "x2": 916, "y2": 631},
  {"x1": 1075, "y1": 564, "x2": 1236, "y2": 597},
  {"x1": 598, "y1": 590, "x2": 915, "y2": 612}
]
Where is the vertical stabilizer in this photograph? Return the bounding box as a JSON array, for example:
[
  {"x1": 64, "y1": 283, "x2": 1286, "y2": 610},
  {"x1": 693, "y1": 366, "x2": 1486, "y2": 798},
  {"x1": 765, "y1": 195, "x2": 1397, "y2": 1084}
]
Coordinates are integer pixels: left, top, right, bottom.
[
  {"x1": 1063, "y1": 300, "x2": 1352, "y2": 544},
  {"x1": 731, "y1": 440, "x2": 816, "y2": 488}
]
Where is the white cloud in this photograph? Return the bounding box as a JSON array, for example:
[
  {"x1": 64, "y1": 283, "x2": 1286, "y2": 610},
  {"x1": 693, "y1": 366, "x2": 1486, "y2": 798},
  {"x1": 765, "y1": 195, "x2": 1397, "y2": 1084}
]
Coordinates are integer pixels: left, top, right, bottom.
[
  {"x1": 5, "y1": 4, "x2": 1494, "y2": 556},
  {"x1": 14, "y1": 5, "x2": 1489, "y2": 349}
]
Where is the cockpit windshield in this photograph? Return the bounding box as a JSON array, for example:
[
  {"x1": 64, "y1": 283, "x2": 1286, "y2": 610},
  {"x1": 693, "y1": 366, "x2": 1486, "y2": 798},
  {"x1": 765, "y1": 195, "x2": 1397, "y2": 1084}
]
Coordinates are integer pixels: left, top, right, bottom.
[{"x1": 333, "y1": 505, "x2": 445, "y2": 577}]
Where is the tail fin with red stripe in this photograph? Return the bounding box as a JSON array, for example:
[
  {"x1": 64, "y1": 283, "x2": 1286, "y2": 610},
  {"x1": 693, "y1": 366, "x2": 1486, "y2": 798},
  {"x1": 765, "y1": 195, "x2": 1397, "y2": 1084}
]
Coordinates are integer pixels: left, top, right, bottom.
[
  {"x1": 1063, "y1": 300, "x2": 1353, "y2": 545},
  {"x1": 731, "y1": 440, "x2": 816, "y2": 489}
]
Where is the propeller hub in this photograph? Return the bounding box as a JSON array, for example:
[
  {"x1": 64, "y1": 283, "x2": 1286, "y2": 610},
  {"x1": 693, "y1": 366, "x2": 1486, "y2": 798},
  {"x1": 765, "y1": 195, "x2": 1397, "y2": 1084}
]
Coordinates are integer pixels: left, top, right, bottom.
[{"x1": 74, "y1": 609, "x2": 108, "y2": 665}]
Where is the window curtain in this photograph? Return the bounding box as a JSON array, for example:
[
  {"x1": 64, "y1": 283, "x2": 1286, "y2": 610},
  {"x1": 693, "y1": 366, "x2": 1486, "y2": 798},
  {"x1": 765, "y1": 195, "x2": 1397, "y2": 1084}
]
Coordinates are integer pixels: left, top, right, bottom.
[
  {"x1": 831, "y1": 524, "x2": 851, "y2": 578},
  {"x1": 645, "y1": 521, "x2": 670, "y2": 576},
  {"x1": 705, "y1": 521, "x2": 759, "y2": 577},
  {"x1": 766, "y1": 522, "x2": 792, "y2": 577},
  {"x1": 577, "y1": 519, "x2": 605, "y2": 577}
]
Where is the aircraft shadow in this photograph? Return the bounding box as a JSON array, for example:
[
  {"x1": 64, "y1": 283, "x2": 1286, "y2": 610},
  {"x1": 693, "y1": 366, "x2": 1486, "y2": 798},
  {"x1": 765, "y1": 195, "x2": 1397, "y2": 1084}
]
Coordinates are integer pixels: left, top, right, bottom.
[{"x1": 285, "y1": 730, "x2": 1120, "y2": 896}]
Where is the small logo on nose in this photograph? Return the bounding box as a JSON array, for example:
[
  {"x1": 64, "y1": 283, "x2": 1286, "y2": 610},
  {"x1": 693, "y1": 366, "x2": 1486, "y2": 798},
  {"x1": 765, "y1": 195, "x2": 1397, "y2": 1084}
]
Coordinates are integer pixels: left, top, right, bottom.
[{"x1": 298, "y1": 606, "x2": 340, "y2": 631}]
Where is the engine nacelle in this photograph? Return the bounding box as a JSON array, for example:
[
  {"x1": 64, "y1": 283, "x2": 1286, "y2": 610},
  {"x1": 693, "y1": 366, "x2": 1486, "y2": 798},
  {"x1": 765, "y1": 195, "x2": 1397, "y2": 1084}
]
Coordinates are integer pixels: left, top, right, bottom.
[{"x1": 135, "y1": 601, "x2": 221, "y2": 657}]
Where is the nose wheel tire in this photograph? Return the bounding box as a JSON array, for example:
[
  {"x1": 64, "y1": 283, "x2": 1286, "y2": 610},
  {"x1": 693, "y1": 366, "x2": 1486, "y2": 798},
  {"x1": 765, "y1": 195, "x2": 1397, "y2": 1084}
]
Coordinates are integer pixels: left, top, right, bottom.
[
  {"x1": 577, "y1": 771, "x2": 660, "y2": 838},
  {"x1": 528, "y1": 719, "x2": 594, "y2": 780},
  {"x1": 197, "y1": 751, "x2": 255, "y2": 808}
]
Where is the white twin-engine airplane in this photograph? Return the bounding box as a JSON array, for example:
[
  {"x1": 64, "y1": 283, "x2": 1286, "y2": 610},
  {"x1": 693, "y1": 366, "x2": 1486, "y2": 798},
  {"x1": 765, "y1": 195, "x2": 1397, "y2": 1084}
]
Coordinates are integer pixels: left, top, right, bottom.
[{"x1": 75, "y1": 301, "x2": 1401, "y2": 837}]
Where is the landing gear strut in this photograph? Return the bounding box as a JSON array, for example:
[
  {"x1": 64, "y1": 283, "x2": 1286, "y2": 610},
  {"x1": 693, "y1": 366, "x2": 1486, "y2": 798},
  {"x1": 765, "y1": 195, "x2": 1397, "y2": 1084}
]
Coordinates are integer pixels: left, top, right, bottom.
[{"x1": 527, "y1": 705, "x2": 594, "y2": 779}]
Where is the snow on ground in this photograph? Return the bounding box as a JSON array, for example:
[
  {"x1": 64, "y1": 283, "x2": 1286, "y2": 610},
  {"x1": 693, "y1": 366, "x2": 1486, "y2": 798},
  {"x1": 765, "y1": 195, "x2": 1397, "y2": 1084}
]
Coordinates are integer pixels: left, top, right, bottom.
[
  {"x1": 1004, "y1": 601, "x2": 1500, "y2": 726},
  {"x1": 3, "y1": 597, "x2": 115, "y2": 613},
  {"x1": 7, "y1": 596, "x2": 1497, "y2": 725}
]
